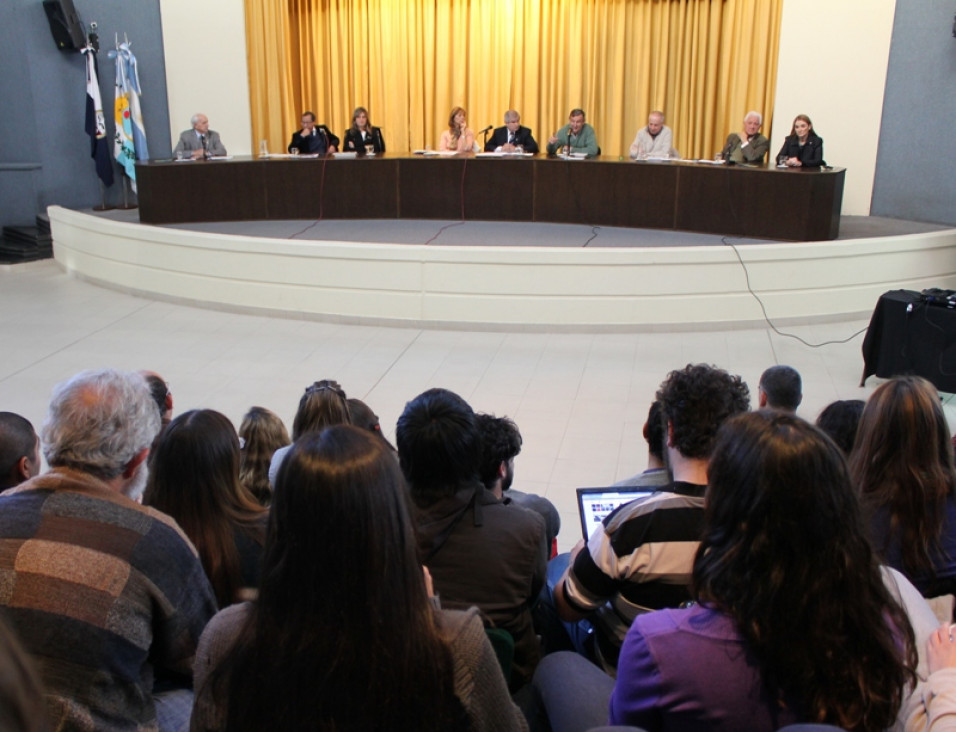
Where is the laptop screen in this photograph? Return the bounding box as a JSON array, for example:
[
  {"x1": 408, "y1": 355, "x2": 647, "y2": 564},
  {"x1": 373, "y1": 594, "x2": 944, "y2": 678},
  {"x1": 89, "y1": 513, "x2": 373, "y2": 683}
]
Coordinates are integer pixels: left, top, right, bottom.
[{"x1": 576, "y1": 486, "x2": 654, "y2": 540}]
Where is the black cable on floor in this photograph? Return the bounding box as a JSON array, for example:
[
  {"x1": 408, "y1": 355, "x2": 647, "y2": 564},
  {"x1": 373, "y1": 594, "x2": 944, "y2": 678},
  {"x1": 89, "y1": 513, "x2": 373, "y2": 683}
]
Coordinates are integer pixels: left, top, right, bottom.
[{"x1": 722, "y1": 237, "x2": 868, "y2": 348}]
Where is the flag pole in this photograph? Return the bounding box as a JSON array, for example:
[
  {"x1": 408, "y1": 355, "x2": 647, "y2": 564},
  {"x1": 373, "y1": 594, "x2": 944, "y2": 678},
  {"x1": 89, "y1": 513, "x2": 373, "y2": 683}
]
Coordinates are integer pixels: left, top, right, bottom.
[
  {"x1": 118, "y1": 175, "x2": 137, "y2": 210},
  {"x1": 93, "y1": 179, "x2": 114, "y2": 212}
]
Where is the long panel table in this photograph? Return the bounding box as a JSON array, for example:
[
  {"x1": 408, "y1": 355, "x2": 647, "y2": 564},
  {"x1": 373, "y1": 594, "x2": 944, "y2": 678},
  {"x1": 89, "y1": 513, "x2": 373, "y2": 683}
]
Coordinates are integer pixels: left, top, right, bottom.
[{"x1": 137, "y1": 155, "x2": 845, "y2": 241}]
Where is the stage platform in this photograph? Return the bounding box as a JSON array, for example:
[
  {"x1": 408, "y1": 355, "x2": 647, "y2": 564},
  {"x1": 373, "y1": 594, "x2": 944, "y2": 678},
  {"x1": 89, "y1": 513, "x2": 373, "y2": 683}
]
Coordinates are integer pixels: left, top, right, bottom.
[{"x1": 48, "y1": 206, "x2": 956, "y2": 331}]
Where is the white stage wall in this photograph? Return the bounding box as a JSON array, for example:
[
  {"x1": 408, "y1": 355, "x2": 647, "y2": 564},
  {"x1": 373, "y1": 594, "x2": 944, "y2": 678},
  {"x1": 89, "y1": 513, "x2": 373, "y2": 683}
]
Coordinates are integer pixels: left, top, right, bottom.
[{"x1": 49, "y1": 207, "x2": 956, "y2": 330}]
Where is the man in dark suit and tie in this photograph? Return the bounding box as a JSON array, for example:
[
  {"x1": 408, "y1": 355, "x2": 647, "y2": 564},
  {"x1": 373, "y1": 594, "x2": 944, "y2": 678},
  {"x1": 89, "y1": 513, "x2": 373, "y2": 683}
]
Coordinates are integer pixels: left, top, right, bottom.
[
  {"x1": 173, "y1": 114, "x2": 227, "y2": 159},
  {"x1": 484, "y1": 110, "x2": 539, "y2": 153},
  {"x1": 288, "y1": 111, "x2": 339, "y2": 154}
]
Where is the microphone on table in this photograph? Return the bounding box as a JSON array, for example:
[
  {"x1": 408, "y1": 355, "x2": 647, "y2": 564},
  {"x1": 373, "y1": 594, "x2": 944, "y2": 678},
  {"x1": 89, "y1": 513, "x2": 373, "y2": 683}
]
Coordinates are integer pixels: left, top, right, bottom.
[
  {"x1": 200, "y1": 134, "x2": 207, "y2": 158},
  {"x1": 478, "y1": 125, "x2": 493, "y2": 134}
]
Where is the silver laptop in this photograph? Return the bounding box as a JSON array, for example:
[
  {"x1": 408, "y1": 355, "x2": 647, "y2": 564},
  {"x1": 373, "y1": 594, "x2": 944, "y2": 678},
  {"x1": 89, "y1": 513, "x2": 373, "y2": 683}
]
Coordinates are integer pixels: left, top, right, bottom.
[{"x1": 576, "y1": 486, "x2": 654, "y2": 540}]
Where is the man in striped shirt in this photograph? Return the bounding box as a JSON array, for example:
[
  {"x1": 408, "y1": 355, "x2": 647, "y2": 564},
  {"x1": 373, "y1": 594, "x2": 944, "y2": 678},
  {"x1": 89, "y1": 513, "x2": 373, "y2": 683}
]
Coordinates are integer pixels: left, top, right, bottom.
[{"x1": 554, "y1": 363, "x2": 750, "y2": 670}]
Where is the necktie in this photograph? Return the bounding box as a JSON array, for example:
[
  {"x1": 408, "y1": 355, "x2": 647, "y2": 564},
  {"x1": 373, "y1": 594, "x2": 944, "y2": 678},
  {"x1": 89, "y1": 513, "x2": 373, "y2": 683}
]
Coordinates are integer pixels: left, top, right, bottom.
[{"x1": 509, "y1": 132, "x2": 515, "y2": 144}]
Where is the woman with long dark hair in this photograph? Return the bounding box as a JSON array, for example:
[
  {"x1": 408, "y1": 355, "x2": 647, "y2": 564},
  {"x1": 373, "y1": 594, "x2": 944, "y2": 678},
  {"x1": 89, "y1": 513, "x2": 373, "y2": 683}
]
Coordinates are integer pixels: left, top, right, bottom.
[
  {"x1": 190, "y1": 425, "x2": 525, "y2": 731},
  {"x1": 850, "y1": 375, "x2": 956, "y2": 598},
  {"x1": 776, "y1": 113, "x2": 825, "y2": 168},
  {"x1": 610, "y1": 411, "x2": 917, "y2": 730},
  {"x1": 144, "y1": 409, "x2": 267, "y2": 608}
]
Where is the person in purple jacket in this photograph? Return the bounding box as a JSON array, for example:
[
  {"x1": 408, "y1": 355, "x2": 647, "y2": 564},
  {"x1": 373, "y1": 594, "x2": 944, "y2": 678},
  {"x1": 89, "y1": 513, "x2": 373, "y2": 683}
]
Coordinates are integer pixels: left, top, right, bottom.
[{"x1": 610, "y1": 411, "x2": 918, "y2": 731}]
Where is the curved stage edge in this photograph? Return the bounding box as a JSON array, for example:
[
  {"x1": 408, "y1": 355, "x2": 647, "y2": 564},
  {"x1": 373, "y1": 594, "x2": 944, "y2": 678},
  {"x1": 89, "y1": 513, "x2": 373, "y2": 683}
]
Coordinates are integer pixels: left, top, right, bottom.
[{"x1": 48, "y1": 206, "x2": 956, "y2": 332}]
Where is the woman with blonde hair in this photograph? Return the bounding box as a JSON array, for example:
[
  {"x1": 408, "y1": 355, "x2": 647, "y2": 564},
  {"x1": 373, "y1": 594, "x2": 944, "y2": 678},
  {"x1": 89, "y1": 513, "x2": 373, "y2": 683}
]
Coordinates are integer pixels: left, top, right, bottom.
[
  {"x1": 238, "y1": 406, "x2": 289, "y2": 506},
  {"x1": 342, "y1": 106, "x2": 385, "y2": 154}
]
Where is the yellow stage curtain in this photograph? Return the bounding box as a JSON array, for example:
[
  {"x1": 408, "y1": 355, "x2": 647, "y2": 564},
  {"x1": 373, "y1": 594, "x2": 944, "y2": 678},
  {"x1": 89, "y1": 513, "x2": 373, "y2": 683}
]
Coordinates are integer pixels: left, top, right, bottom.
[{"x1": 246, "y1": 0, "x2": 782, "y2": 161}]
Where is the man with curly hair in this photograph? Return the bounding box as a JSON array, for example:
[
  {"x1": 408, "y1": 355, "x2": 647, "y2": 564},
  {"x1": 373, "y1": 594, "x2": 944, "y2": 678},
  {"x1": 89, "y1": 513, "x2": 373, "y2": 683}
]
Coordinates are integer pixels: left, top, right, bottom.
[{"x1": 553, "y1": 363, "x2": 750, "y2": 670}]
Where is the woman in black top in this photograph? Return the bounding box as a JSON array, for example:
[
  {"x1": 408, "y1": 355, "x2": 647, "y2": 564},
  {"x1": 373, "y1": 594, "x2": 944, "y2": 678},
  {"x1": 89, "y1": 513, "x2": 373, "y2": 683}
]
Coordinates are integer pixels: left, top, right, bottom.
[
  {"x1": 777, "y1": 114, "x2": 824, "y2": 168},
  {"x1": 343, "y1": 106, "x2": 385, "y2": 154},
  {"x1": 145, "y1": 409, "x2": 267, "y2": 607}
]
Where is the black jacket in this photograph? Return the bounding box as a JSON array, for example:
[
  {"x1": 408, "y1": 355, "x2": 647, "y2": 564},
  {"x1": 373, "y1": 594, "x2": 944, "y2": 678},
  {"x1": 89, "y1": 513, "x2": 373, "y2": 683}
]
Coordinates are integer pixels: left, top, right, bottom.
[
  {"x1": 288, "y1": 125, "x2": 340, "y2": 154},
  {"x1": 484, "y1": 125, "x2": 539, "y2": 153},
  {"x1": 342, "y1": 126, "x2": 385, "y2": 154},
  {"x1": 777, "y1": 132, "x2": 825, "y2": 168}
]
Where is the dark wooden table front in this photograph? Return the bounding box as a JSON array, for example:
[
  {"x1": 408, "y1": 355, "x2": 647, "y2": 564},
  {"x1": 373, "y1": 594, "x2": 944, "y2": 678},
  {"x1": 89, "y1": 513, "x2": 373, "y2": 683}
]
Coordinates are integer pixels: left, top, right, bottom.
[{"x1": 136, "y1": 155, "x2": 845, "y2": 241}]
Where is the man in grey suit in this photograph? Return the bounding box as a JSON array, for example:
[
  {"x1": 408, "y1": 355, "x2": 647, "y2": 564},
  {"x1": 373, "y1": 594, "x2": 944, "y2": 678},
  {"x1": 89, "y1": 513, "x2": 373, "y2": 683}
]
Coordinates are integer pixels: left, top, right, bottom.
[{"x1": 173, "y1": 113, "x2": 227, "y2": 159}]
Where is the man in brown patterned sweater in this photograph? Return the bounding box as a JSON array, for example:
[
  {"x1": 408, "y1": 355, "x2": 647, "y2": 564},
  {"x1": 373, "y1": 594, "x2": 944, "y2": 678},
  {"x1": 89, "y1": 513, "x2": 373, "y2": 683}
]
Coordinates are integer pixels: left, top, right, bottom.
[{"x1": 0, "y1": 369, "x2": 217, "y2": 731}]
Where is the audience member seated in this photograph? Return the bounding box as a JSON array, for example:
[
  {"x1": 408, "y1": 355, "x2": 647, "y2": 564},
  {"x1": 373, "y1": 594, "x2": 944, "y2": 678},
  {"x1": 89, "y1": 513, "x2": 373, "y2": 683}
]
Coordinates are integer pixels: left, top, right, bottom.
[
  {"x1": 172, "y1": 113, "x2": 227, "y2": 159},
  {"x1": 141, "y1": 370, "x2": 173, "y2": 430},
  {"x1": 815, "y1": 399, "x2": 864, "y2": 456},
  {"x1": 547, "y1": 108, "x2": 599, "y2": 157},
  {"x1": 0, "y1": 412, "x2": 40, "y2": 491},
  {"x1": 851, "y1": 376, "x2": 956, "y2": 599},
  {"x1": 758, "y1": 364, "x2": 802, "y2": 412},
  {"x1": 612, "y1": 400, "x2": 669, "y2": 488},
  {"x1": 141, "y1": 370, "x2": 173, "y2": 459},
  {"x1": 439, "y1": 107, "x2": 476, "y2": 153},
  {"x1": 0, "y1": 369, "x2": 216, "y2": 730},
  {"x1": 721, "y1": 110, "x2": 769, "y2": 163},
  {"x1": 485, "y1": 110, "x2": 540, "y2": 153},
  {"x1": 551, "y1": 364, "x2": 749, "y2": 670},
  {"x1": 398, "y1": 388, "x2": 547, "y2": 690},
  {"x1": 238, "y1": 406, "x2": 290, "y2": 506},
  {"x1": 268, "y1": 379, "x2": 352, "y2": 486},
  {"x1": 610, "y1": 411, "x2": 918, "y2": 729},
  {"x1": 0, "y1": 615, "x2": 48, "y2": 732},
  {"x1": 918, "y1": 624, "x2": 956, "y2": 727},
  {"x1": 476, "y1": 413, "x2": 561, "y2": 551},
  {"x1": 288, "y1": 111, "x2": 339, "y2": 154},
  {"x1": 536, "y1": 412, "x2": 920, "y2": 731},
  {"x1": 145, "y1": 409, "x2": 267, "y2": 608},
  {"x1": 776, "y1": 114, "x2": 825, "y2": 168},
  {"x1": 190, "y1": 425, "x2": 526, "y2": 731},
  {"x1": 342, "y1": 106, "x2": 385, "y2": 154},
  {"x1": 628, "y1": 111, "x2": 673, "y2": 159},
  {"x1": 347, "y1": 397, "x2": 396, "y2": 451}
]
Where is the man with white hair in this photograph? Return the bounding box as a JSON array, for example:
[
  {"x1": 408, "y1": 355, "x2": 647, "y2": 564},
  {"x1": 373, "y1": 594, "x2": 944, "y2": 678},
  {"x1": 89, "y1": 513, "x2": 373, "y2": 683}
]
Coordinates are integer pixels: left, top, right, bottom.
[
  {"x1": 485, "y1": 110, "x2": 540, "y2": 153},
  {"x1": 0, "y1": 369, "x2": 217, "y2": 730},
  {"x1": 629, "y1": 110, "x2": 673, "y2": 159},
  {"x1": 721, "y1": 110, "x2": 769, "y2": 163},
  {"x1": 172, "y1": 113, "x2": 227, "y2": 159}
]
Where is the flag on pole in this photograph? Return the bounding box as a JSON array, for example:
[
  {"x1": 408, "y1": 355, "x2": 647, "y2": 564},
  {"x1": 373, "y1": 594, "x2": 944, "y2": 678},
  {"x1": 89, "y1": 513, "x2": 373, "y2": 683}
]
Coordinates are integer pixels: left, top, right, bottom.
[
  {"x1": 110, "y1": 41, "x2": 148, "y2": 193},
  {"x1": 83, "y1": 47, "x2": 113, "y2": 187}
]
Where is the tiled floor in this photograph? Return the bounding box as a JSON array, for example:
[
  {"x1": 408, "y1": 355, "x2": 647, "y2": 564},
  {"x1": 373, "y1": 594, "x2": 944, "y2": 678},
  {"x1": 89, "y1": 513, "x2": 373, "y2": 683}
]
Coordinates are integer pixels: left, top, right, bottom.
[{"x1": 2, "y1": 259, "x2": 951, "y2": 552}]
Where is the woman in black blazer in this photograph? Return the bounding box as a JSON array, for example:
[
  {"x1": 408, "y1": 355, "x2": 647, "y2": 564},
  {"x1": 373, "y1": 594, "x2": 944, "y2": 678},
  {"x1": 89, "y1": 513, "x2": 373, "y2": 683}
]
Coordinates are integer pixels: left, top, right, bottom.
[
  {"x1": 342, "y1": 107, "x2": 385, "y2": 154},
  {"x1": 777, "y1": 114, "x2": 824, "y2": 168}
]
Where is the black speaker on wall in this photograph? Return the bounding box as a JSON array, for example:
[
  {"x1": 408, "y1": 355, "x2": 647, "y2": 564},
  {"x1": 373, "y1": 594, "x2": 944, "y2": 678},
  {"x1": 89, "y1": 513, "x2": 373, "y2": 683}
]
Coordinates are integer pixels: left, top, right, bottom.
[{"x1": 42, "y1": 0, "x2": 86, "y2": 51}]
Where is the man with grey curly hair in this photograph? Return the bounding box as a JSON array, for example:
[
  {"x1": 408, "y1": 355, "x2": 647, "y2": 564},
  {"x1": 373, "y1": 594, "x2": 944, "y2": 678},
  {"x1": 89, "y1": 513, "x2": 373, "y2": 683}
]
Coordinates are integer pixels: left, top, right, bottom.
[
  {"x1": 0, "y1": 369, "x2": 216, "y2": 731},
  {"x1": 41, "y1": 369, "x2": 160, "y2": 496}
]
